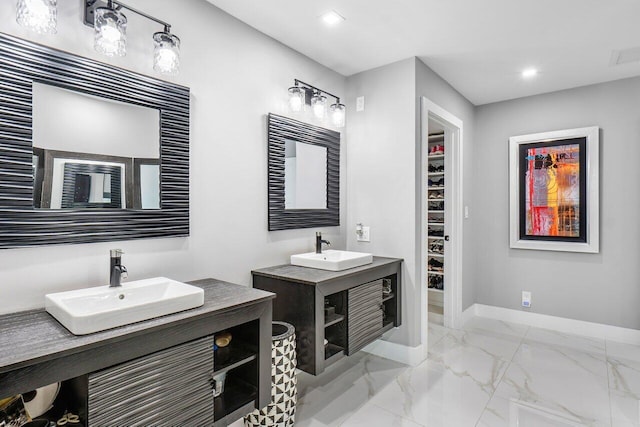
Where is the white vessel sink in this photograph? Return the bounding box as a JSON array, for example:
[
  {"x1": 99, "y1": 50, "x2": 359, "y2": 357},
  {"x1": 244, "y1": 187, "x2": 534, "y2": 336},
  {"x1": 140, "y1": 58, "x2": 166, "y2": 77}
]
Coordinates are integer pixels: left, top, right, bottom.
[
  {"x1": 291, "y1": 250, "x2": 373, "y2": 271},
  {"x1": 45, "y1": 277, "x2": 205, "y2": 335}
]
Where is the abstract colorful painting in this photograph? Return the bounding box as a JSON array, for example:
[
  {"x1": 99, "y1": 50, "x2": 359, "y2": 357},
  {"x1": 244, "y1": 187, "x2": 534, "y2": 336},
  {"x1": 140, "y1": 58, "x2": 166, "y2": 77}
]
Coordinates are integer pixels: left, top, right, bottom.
[
  {"x1": 523, "y1": 142, "x2": 582, "y2": 238},
  {"x1": 509, "y1": 127, "x2": 599, "y2": 253}
]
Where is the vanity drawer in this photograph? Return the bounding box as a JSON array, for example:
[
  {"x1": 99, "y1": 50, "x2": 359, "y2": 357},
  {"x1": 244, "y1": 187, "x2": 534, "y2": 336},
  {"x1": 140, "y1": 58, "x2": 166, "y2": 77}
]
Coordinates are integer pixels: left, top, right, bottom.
[
  {"x1": 347, "y1": 279, "x2": 383, "y2": 355},
  {"x1": 88, "y1": 336, "x2": 214, "y2": 427}
]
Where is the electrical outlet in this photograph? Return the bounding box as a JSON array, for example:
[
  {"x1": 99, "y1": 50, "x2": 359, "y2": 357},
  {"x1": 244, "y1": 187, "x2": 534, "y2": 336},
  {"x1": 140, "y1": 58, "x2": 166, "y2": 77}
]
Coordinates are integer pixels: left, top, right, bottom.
[
  {"x1": 464, "y1": 206, "x2": 469, "y2": 219},
  {"x1": 522, "y1": 291, "x2": 531, "y2": 308},
  {"x1": 357, "y1": 226, "x2": 370, "y2": 242},
  {"x1": 356, "y1": 96, "x2": 365, "y2": 112}
]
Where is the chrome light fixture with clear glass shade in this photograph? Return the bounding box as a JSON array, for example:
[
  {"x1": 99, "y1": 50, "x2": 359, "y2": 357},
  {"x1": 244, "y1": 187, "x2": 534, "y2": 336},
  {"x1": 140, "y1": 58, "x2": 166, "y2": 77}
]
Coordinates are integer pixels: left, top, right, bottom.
[
  {"x1": 84, "y1": 0, "x2": 181, "y2": 75},
  {"x1": 153, "y1": 27, "x2": 180, "y2": 75},
  {"x1": 311, "y1": 91, "x2": 327, "y2": 120},
  {"x1": 287, "y1": 79, "x2": 345, "y2": 128},
  {"x1": 288, "y1": 84, "x2": 305, "y2": 112},
  {"x1": 16, "y1": 0, "x2": 57, "y2": 34},
  {"x1": 330, "y1": 101, "x2": 346, "y2": 128},
  {"x1": 93, "y1": 1, "x2": 127, "y2": 57}
]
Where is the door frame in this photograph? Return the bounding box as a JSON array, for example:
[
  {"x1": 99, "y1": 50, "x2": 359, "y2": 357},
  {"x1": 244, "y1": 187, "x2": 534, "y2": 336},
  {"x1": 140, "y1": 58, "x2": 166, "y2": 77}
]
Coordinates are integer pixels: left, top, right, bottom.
[{"x1": 420, "y1": 97, "x2": 464, "y2": 347}]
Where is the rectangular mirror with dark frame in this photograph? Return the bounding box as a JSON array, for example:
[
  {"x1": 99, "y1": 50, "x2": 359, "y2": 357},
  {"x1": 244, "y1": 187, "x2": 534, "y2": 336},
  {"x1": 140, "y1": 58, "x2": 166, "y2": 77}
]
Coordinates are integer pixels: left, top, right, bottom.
[
  {"x1": 0, "y1": 32, "x2": 190, "y2": 249},
  {"x1": 268, "y1": 113, "x2": 340, "y2": 230}
]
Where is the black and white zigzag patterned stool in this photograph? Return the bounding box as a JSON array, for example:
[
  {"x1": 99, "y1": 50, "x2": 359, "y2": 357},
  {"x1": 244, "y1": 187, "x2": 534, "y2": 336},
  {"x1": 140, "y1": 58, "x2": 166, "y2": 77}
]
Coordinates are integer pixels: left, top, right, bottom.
[{"x1": 244, "y1": 321, "x2": 297, "y2": 427}]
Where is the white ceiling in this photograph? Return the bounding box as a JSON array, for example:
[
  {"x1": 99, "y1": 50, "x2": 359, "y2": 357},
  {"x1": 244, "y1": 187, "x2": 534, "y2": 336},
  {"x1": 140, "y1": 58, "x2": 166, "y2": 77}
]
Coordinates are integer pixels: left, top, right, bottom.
[{"x1": 206, "y1": 0, "x2": 640, "y2": 105}]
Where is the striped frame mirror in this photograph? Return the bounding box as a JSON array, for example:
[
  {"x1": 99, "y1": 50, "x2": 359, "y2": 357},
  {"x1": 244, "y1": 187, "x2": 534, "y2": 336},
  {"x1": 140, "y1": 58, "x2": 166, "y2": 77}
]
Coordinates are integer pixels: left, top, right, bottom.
[
  {"x1": 267, "y1": 113, "x2": 340, "y2": 231},
  {"x1": 0, "y1": 33, "x2": 190, "y2": 248}
]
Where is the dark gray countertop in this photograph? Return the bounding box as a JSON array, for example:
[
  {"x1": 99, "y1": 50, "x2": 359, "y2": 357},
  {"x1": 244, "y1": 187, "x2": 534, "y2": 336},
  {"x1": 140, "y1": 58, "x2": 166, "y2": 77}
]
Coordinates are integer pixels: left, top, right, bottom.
[
  {"x1": 251, "y1": 256, "x2": 402, "y2": 285},
  {"x1": 0, "y1": 278, "x2": 274, "y2": 374}
]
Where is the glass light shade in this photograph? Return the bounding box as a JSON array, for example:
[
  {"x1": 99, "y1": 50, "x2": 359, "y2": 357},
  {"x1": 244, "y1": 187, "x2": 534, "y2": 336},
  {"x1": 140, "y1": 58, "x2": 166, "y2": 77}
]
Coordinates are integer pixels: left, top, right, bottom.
[
  {"x1": 94, "y1": 6, "x2": 127, "y2": 57},
  {"x1": 153, "y1": 32, "x2": 180, "y2": 75},
  {"x1": 330, "y1": 102, "x2": 346, "y2": 128},
  {"x1": 288, "y1": 86, "x2": 304, "y2": 112},
  {"x1": 16, "y1": 0, "x2": 57, "y2": 34},
  {"x1": 311, "y1": 93, "x2": 327, "y2": 120}
]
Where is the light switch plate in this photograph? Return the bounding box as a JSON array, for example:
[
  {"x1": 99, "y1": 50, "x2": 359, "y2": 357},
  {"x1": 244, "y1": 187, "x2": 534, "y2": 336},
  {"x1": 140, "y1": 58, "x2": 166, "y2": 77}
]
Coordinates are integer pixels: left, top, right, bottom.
[
  {"x1": 356, "y1": 96, "x2": 365, "y2": 112},
  {"x1": 522, "y1": 291, "x2": 531, "y2": 308},
  {"x1": 357, "y1": 226, "x2": 370, "y2": 242}
]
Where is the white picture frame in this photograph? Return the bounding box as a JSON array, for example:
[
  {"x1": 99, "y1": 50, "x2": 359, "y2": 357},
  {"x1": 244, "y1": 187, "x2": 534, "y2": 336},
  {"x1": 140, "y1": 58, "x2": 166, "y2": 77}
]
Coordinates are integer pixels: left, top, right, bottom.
[{"x1": 509, "y1": 126, "x2": 599, "y2": 253}]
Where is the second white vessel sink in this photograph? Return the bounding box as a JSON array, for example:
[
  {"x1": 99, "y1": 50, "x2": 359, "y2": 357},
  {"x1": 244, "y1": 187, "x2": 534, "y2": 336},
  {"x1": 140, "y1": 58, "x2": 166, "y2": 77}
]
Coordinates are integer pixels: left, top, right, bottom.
[
  {"x1": 45, "y1": 277, "x2": 205, "y2": 335},
  {"x1": 291, "y1": 250, "x2": 373, "y2": 271}
]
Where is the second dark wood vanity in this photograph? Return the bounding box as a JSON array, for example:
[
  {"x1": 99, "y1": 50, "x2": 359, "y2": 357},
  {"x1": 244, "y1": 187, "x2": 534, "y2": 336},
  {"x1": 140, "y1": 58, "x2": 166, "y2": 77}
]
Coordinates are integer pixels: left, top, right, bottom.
[{"x1": 252, "y1": 257, "x2": 402, "y2": 375}]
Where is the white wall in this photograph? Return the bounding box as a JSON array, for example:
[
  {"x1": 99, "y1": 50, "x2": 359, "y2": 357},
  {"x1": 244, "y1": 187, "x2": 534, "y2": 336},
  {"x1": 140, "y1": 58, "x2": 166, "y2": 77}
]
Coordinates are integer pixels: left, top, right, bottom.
[
  {"x1": 0, "y1": 0, "x2": 347, "y2": 314},
  {"x1": 415, "y1": 59, "x2": 477, "y2": 311},
  {"x1": 346, "y1": 58, "x2": 418, "y2": 346},
  {"x1": 345, "y1": 57, "x2": 477, "y2": 348},
  {"x1": 345, "y1": 58, "x2": 417, "y2": 345},
  {"x1": 474, "y1": 76, "x2": 640, "y2": 329}
]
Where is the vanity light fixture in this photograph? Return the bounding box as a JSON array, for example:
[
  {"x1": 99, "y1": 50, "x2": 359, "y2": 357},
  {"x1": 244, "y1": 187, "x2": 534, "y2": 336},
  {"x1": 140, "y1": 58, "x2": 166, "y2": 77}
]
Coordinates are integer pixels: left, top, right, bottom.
[
  {"x1": 93, "y1": 1, "x2": 127, "y2": 57},
  {"x1": 288, "y1": 84, "x2": 305, "y2": 112},
  {"x1": 16, "y1": 0, "x2": 57, "y2": 34},
  {"x1": 288, "y1": 79, "x2": 346, "y2": 128},
  {"x1": 153, "y1": 27, "x2": 180, "y2": 75},
  {"x1": 522, "y1": 68, "x2": 538, "y2": 79},
  {"x1": 84, "y1": 0, "x2": 181, "y2": 74},
  {"x1": 330, "y1": 102, "x2": 346, "y2": 128},
  {"x1": 311, "y1": 91, "x2": 327, "y2": 120}
]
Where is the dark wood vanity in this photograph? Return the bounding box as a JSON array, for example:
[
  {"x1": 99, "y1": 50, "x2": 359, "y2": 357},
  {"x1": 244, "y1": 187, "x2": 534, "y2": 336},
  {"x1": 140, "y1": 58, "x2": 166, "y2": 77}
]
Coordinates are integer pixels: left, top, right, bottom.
[
  {"x1": 252, "y1": 257, "x2": 402, "y2": 375},
  {"x1": 0, "y1": 279, "x2": 274, "y2": 427}
]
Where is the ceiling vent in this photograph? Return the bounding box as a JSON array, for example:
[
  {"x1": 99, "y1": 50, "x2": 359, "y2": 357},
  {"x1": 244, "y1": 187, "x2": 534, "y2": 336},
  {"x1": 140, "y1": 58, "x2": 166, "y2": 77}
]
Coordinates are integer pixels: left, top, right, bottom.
[{"x1": 611, "y1": 47, "x2": 640, "y2": 66}]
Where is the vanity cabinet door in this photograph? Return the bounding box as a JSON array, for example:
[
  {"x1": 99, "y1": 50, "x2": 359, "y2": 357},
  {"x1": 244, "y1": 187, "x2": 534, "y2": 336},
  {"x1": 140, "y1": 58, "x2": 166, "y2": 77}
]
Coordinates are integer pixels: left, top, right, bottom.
[
  {"x1": 88, "y1": 336, "x2": 213, "y2": 426},
  {"x1": 347, "y1": 280, "x2": 383, "y2": 355}
]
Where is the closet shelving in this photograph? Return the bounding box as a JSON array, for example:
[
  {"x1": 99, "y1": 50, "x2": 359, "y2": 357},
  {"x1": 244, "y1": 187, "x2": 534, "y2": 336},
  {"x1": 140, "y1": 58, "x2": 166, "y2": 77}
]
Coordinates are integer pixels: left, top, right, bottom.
[{"x1": 427, "y1": 132, "x2": 445, "y2": 294}]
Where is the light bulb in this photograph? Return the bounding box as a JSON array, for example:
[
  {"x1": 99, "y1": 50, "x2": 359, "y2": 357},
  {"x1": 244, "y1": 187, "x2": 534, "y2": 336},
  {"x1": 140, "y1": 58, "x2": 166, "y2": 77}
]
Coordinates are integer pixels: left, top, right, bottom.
[
  {"x1": 311, "y1": 93, "x2": 326, "y2": 120},
  {"x1": 94, "y1": 6, "x2": 127, "y2": 57},
  {"x1": 102, "y1": 25, "x2": 121, "y2": 43},
  {"x1": 288, "y1": 86, "x2": 304, "y2": 112},
  {"x1": 153, "y1": 31, "x2": 180, "y2": 75},
  {"x1": 16, "y1": 0, "x2": 57, "y2": 34},
  {"x1": 330, "y1": 102, "x2": 346, "y2": 128}
]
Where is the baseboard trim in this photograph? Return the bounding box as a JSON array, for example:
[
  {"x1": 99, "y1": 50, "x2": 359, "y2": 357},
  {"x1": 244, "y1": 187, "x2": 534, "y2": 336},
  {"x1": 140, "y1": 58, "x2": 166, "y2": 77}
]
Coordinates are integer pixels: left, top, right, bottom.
[
  {"x1": 362, "y1": 338, "x2": 425, "y2": 366},
  {"x1": 363, "y1": 303, "x2": 640, "y2": 365},
  {"x1": 428, "y1": 311, "x2": 444, "y2": 324},
  {"x1": 465, "y1": 303, "x2": 640, "y2": 345},
  {"x1": 460, "y1": 303, "x2": 476, "y2": 325}
]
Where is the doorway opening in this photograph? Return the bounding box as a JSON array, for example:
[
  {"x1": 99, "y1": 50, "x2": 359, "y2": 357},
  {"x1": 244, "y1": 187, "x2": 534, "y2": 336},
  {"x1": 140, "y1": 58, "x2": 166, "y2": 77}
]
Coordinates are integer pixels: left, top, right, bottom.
[{"x1": 420, "y1": 97, "x2": 464, "y2": 350}]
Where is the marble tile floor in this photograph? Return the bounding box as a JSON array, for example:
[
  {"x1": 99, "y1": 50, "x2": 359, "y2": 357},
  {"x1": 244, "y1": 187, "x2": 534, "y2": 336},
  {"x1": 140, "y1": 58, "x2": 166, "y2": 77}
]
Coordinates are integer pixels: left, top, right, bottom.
[{"x1": 231, "y1": 317, "x2": 640, "y2": 426}]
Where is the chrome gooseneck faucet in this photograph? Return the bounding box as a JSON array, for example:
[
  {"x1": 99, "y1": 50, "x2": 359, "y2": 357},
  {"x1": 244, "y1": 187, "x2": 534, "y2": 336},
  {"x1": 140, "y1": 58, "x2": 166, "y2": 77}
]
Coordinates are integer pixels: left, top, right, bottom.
[
  {"x1": 109, "y1": 249, "x2": 128, "y2": 287},
  {"x1": 315, "y1": 232, "x2": 331, "y2": 254}
]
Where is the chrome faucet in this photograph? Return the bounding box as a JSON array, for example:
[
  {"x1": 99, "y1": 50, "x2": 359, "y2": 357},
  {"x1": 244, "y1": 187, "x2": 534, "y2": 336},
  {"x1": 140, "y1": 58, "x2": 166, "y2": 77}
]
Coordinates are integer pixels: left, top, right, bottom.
[
  {"x1": 315, "y1": 232, "x2": 331, "y2": 254},
  {"x1": 109, "y1": 249, "x2": 128, "y2": 288}
]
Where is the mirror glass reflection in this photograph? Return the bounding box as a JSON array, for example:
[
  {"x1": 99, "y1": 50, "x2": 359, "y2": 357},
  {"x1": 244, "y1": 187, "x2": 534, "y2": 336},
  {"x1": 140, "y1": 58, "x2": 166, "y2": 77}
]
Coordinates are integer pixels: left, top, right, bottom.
[
  {"x1": 31, "y1": 83, "x2": 161, "y2": 209},
  {"x1": 139, "y1": 164, "x2": 160, "y2": 209},
  {"x1": 73, "y1": 173, "x2": 112, "y2": 204},
  {"x1": 284, "y1": 140, "x2": 327, "y2": 210},
  {"x1": 58, "y1": 161, "x2": 123, "y2": 209}
]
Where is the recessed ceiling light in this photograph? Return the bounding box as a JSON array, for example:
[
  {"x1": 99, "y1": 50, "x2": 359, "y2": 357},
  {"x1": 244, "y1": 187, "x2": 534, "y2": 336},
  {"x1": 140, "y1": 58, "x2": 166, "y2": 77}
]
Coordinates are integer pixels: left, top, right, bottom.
[
  {"x1": 522, "y1": 68, "x2": 538, "y2": 79},
  {"x1": 320, "y1": 10, "x2": 345, "y2": 26}
]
